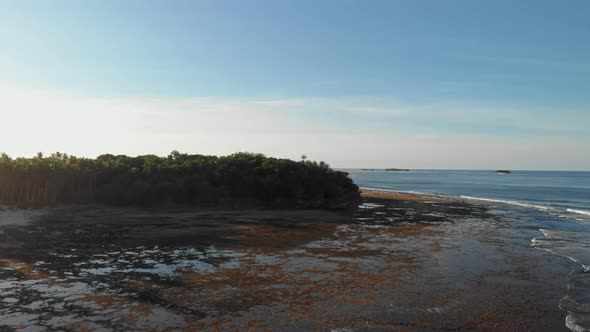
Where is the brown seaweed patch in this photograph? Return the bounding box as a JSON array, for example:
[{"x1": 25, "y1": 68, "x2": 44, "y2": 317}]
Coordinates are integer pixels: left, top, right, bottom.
[
  {"x1": 225, "y1": 222, "x2": 339, "y2": 248},
  {"x1": 64, "y1": 321, "x2": 95, "y2": 332},
  {"x1": 304, "y1": 247, "x2": 380, "y2": 258},
  {"x1": 163, "y1": 251, "x2": 411, "y2": 329},
  {"x1": 0, "y1": 258, "x2": 51, "y2": 279},
  {"x1": 78, "y1": 294, "x2": 161, "y2": 327},
  {"x1": 430, "y1": 240, "x2": 442, "y2": 252},
  {"x1": 380, "y1": 223, "x2": 437, "y2": 237},
  {"x1": 125, "y1": 279, "x2": 161, "y2": 292},
  {"x1": 79, "y1": 294, "x2": 151, "y2": 313},
  {"x1": 172, "y1": 265, "x2": 289, "y2": 315}
]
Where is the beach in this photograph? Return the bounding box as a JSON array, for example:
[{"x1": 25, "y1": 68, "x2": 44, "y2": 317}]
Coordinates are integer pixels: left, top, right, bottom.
[{"x1": 0, "y1": 190, "x2": 575, "y2": 331}]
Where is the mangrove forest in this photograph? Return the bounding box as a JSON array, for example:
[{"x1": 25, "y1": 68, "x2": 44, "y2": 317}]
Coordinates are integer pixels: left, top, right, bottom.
[{"x1": 0, "y1": 151, "x2": 360, "y2": 209}]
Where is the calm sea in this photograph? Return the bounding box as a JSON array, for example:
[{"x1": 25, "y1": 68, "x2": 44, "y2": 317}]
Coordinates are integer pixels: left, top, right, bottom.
[{"x1": 345, "y1": 169, "x2": 590, "y2": 331}]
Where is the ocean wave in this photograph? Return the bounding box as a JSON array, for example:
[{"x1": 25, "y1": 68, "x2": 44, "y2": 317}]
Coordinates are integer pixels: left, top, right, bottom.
[
  {"x1": 534, "y1": 246, "x2": 589, "y2": 272},
  {"x1": 459, "y1": 195, "x2": 550, "y2": 211},
  {"x1": 535, "y1": 229, "x2": 590, "y2": 272},
  {"x1": 567, "y1": 209, "x2": 590, "y2": 217}
]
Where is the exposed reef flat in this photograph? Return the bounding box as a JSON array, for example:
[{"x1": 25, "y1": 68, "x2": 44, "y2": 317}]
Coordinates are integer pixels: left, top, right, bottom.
[{"x1": 0, "y1": 191, "x2": 573, "y2": 331}]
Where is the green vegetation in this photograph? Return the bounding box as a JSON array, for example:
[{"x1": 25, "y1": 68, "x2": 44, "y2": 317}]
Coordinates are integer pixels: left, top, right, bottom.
[{"x1": 0, "y1": 152, "x2": 359, "y2": 209}]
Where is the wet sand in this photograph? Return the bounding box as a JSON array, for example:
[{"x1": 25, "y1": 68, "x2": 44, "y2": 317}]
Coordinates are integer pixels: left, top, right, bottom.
[
  {"x1": 0, "y1": 192, "x2": 575, "y2": 331},
  {"x1": 361, "y1": 189, "x2": 450, "y2": 202}
]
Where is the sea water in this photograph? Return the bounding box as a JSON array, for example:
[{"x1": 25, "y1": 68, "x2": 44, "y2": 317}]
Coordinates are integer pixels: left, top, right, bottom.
[{"x1": 346, "y1": 169, "x2": 590, "y2": 331}]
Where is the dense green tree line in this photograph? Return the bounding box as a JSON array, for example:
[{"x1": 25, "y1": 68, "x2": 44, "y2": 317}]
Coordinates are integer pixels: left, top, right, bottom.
[{"x1": 0, "y1": 152, "x2": 359, "y2": 208}]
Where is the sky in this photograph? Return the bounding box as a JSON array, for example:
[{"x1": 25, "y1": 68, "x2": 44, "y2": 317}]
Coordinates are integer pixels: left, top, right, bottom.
[{"x1": 1, "y1": 0, "x2": 589, "y2": 170}]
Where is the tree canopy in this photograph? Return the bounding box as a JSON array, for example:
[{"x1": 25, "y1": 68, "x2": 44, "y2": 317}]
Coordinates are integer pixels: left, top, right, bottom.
[{"x1": 0, "y1": 152, "x2": 359, "y2": 209}]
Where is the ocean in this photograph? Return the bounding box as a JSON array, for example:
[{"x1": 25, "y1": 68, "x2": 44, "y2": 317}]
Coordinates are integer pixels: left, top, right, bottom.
[{"x1": 346, "y1": 169, "x2": 590, "y2": 331}]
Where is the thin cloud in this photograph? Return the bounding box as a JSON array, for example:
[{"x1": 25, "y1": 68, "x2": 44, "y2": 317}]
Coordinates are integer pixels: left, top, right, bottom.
[
  {"x1": 469, "y1": 55, "x2": 590, "y2": 72},
  {"x1": 0, "y1": 83, "x2": 588, "y2": 169}
]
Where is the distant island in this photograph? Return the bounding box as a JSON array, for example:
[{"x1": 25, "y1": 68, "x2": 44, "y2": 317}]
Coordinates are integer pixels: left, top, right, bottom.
[
  {"x1": 496, "y1": 170, "x2": 511, "y2": 174},
  {"x1": 0, "y1": 152, "x2": 360, "y2": 209}
]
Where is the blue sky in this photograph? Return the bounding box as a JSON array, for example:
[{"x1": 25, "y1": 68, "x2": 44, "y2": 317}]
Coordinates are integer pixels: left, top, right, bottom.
[{"x1": 1, "y1": 0, "x2": 589, "y2": 169}]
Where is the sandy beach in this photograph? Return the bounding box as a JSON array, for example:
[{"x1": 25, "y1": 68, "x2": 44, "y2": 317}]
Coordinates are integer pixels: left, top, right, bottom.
[{"x1": 0, "y1": 191, "x2": 575, "y2": 331}]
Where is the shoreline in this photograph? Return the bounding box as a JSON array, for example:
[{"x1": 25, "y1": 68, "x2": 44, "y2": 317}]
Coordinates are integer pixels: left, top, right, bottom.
[
  {"x1": 360, "y1": 188, "x2": 453, "y2": 203},
  {"x1": 363, "y1": 187, "x2": 580, "y2": 332}
]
